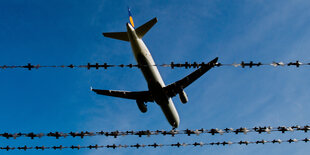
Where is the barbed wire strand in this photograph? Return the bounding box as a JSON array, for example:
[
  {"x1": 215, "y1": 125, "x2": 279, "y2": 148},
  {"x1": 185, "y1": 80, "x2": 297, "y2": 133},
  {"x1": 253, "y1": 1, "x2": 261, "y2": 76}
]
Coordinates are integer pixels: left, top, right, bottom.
[
  {"x1": 0, "y1": 61, "x2": 307, "y2": 70},
  {"x1": 1, "y1": 137, "x2": 309, "y2": 151},
  {"x1": 1, "y1": 125, "x2": 309, "y2": 139}
]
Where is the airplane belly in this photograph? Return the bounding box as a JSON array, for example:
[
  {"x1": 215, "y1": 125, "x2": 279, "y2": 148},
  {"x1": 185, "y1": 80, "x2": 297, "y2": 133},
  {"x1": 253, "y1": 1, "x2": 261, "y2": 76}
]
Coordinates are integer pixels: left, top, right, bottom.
[
  {"x1": 158, "y1": 98, "x2": 180, "y2": 128},
  {"x1": 128, "y1": 33, "x2": 180, "y2": 128},
  {"x1": 130, "y1": 39, "x2": 165, "y2": 86}
]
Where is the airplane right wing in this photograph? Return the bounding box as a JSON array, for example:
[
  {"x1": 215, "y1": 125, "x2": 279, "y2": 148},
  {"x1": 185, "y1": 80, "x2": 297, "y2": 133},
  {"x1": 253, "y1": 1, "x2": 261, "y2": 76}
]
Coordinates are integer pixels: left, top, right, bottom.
[
  {"x1": 163, "y1": 57, "x2": 218, "y2": 98},
  {"x1": 135, "y1": 17, "x2": 157, "y2": 38},
  {"x1": 91, "y1": 88, "x2": 154, "y2": 102}
]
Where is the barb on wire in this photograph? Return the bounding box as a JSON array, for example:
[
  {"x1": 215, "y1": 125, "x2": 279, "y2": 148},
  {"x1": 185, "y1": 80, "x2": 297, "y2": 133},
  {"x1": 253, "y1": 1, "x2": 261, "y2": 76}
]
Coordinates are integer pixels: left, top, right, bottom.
[
  {"x1": 1, "y1": 137, "x2": 310, "y2": 151},
  {"x1": 1, "y1": 125, "x2": 309, "y2": 139},
  {"x1": 0, "y1": 60, "x2": 309, "y2": 70}
]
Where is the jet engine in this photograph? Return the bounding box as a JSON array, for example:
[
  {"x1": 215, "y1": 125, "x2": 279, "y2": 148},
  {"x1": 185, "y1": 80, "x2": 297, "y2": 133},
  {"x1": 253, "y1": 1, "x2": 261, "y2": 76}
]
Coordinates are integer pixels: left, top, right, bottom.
[
  {"x1": 179, "y1": 90, "x2": 188, "y2": 104},
  {"x1": 136, "y1": 100, "x2": 147, "y2": 113}
]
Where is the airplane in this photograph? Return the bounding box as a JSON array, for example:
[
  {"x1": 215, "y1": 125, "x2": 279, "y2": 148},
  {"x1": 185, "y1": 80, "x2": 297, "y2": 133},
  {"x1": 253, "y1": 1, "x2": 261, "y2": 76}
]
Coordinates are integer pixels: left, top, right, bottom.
[{"x1": 91, "y1": 8, "x2": 218, "y2": 128}]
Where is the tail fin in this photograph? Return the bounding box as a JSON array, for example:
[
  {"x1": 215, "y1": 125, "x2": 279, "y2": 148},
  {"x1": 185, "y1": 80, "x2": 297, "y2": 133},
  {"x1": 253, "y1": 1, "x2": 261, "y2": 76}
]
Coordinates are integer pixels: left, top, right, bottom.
[
  {"x1": 101, "y1": 8, "x2": 135, "y2": 42},
  {"x1": 128, "y1": 8, "x2": 135, "y2": 28},
  {"x1": 102, "y1": 8, "x2": 157, "y2": 41},
  {"x1": 136, "y1": 18, "x2": 157, "y2": 38}
]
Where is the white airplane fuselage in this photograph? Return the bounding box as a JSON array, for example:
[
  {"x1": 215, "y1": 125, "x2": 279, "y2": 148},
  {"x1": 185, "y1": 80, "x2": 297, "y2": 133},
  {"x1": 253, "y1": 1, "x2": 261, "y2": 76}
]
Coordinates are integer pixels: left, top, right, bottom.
[{"x1": 126, "y1": 23, "x2": 180, "y2": 128}]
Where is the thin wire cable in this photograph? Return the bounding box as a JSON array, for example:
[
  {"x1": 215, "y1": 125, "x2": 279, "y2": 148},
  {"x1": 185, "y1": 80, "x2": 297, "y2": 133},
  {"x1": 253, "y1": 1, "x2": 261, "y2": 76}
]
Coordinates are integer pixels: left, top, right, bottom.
[
  {"x1": 0, "y1": 125, "x2": 308, "y2": 139},
  {"x1": 1, "y1": 137, "x2": 309, "y2": 151},
  {"x1": 0, "y1": 60, "x2": 307, "y2": 70}
]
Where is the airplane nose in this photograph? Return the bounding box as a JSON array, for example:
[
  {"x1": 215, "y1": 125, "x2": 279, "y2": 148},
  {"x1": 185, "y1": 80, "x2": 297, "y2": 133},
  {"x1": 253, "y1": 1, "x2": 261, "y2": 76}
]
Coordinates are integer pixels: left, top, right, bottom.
[
  {"x1": 174, "y1": 121, "x2": 179, "y2": 128},
  {"x1": 173, "y1": 117, "x2": 180, "y2": 128}
]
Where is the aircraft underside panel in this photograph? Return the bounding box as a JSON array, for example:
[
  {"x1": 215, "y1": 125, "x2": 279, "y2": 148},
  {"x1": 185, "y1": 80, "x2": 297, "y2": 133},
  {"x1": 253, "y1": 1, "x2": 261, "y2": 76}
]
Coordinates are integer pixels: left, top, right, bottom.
[{"x1": 159, "y1": 98, "x2": 180, "y2": 128}]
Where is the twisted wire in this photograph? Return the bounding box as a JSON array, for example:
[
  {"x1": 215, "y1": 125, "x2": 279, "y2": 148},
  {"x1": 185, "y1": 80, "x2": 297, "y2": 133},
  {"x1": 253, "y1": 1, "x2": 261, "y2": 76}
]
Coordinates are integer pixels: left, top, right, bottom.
[
  {"x1": 0, "y1": 137, "x2": 309, "y2": 151},
  {"x1": 0, "y1": 60, "x2": 307, "y2": 70},
  {"x1": 0, "y1": 125, "x2": 308, "y2": 139}
]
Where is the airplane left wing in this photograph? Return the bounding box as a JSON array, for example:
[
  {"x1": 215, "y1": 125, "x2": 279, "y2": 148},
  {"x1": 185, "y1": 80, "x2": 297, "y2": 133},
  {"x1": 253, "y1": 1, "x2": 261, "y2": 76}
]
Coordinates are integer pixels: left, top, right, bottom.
[
  {"x1": 102, "y1": 32, "x2": 129, "y2": 42},
  {"x1": 91, "y1": 88, "x2": 154, "y2": 102},
  {"x1": 163, "y1": 57, "x2": 218, "y2": 98}
]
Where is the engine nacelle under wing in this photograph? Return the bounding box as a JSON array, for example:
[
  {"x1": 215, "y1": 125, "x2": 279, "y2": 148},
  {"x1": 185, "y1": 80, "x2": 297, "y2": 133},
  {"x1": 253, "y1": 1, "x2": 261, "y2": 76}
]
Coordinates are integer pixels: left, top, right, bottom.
[
  {"x1": 136, "y1": 100, "x2": 147, "y2": 113},
  {"x1": 179, "y1": 90, "x2": 188, "y2": 104}
]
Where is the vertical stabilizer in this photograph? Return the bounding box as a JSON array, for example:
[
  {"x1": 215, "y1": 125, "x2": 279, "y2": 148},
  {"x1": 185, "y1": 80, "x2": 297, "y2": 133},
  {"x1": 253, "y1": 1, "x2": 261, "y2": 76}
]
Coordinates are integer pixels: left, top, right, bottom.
[
  {"x1": 128, "y1": 8, "x2": 135, "y2": 28},
  {"x1": 102, "y1": 9, "x2": 157, "y2": 41}
]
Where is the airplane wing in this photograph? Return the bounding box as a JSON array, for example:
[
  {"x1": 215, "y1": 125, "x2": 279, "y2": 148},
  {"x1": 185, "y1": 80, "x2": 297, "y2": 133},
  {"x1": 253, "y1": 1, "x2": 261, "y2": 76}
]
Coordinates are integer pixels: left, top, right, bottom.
[
  {"x1": 91, "y1": 88, "x2": 154, "y2": 102},
  {"x1": 102, "y1": 32, "x2": 129, "y2": 42},
  {"x1": 135, "y1": 17, "x2": 157, "y2": 38},
  {"x1": 163, "y1": 57, "x2": 218, "y2": 98}
]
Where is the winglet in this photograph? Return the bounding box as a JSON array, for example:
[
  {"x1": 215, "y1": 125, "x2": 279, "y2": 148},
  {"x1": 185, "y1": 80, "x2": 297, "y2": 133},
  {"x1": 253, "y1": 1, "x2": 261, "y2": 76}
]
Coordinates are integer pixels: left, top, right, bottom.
[
  {"x1": 211, "y1": 57, "x2": 219, "y2": 65},
  {"x1": 128, "y1": 8, "x2": 135, "y2": 28}
]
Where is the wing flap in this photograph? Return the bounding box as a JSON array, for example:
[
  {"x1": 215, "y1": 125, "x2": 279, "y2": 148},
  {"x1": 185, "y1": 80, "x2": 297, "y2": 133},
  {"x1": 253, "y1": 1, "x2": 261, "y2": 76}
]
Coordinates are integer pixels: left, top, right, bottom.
[{"x1": 91, "y1": 88, "x2": 154, "y2": 102}]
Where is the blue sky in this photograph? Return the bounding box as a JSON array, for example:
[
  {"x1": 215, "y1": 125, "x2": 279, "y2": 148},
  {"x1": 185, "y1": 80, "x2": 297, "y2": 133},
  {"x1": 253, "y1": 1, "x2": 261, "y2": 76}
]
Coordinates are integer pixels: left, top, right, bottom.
[{"x1": 1, "y1": 0, "x2": 310, "y2": 154}]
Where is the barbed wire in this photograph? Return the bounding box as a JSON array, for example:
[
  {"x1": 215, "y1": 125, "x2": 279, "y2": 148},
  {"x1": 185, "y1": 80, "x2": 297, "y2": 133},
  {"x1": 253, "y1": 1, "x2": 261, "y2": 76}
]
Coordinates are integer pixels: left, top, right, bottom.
[
  {"x1": 1, "y1": 137, "x2": 309, "y2": 151},
  {"x1": 0, "y1": 60, "x2": 308, "y2": 70},
  {"x1": 1, "y1": 125, "x2": 309, "y2": 139}
]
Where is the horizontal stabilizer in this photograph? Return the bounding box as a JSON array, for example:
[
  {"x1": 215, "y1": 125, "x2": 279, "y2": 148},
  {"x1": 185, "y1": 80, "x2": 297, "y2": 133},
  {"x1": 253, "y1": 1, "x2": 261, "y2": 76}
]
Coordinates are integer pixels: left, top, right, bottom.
[
  {"x1": 102, "y1": 32, "x2": 129, "y2": 42},
  {"x1": 136, "y1": 18, "x2": 157, "y2": 38},
  {"x1": 91, "y1": 88, "x2": 154, "y2": 102}
]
